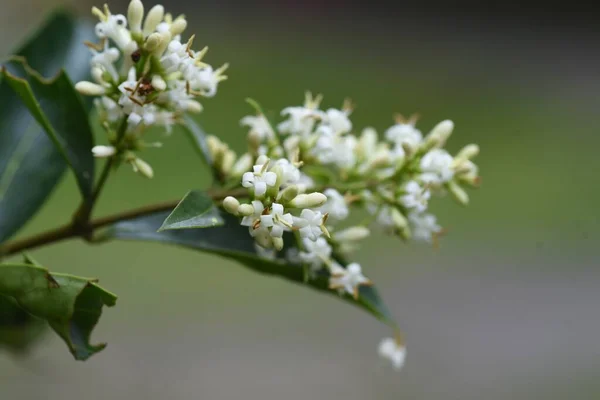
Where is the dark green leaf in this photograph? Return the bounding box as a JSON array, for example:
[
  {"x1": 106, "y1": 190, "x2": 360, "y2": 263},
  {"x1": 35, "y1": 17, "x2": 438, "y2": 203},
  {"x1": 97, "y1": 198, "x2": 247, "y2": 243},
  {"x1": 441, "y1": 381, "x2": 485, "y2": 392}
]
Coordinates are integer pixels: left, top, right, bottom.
[
  {"x1": 2, "y1": 58, "x2": 95, "y2": 201},
  {"x1": 101, "y1": 212, "x2": 396, "y2": 327},
  {"x1": 159, "y1": 190, "x2": 224, "y2": 231},
  {"x1": 0, "y1": 295, "x2": 46, "y2": 354},
  {"x1": 0, "y1": 262, "x2": 117, "y2": 361},
  {"x1": 0, "y1": 11, "x2": 95, "y2": 243}
]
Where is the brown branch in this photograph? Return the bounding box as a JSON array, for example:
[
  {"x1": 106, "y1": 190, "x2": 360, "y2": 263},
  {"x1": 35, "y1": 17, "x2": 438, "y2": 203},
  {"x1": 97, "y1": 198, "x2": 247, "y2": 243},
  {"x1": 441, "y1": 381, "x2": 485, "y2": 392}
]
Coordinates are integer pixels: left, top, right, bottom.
[{"x1": 0, "y1": 187, "x2": 247, "y2": 258}]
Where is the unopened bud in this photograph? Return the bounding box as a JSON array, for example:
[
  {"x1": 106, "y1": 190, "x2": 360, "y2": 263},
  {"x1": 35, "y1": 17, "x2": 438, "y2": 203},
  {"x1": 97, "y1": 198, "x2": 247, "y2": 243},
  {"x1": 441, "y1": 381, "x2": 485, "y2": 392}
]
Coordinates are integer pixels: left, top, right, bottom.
[
  {"x1": 277, "y1": 185, "x2": 299, "y2": 203},
  {"x1": 334, "y1": 226, "x2": 370, "y2": 242},
  {"x1": 127, "y1": 0, "x2": 144, "y2": 34},
  {"x1": 206, "y1": 135, "x2": 223, "y2": 159},
  {"x1": 91, "y1": 67, "x2": 105, "y2": 84},
  {"x1": 154, "y1": 32, "x2": 172, "y2": 56},
  {"x1": 455, "y1": 144, "x2": 479, "y2": 164},
  {"x1": 151, "y1": 75, "x2": 167, "y2": 91},
  {"x1": 170, "y1": 17, "x2": 187, "y2": 36},
  {"x1": 221, "y1": 149, "x2": 236, "y2": 175},
  {"x1": 222, "y1": 196, "x2": 240, "y2": 215},
  {"x1": 144, "y1": 33, "x2": 162, "y2": 52},
  {"x1": 425, "y1": 120, "x2": 454, "y2": 149},
  {"x1": 272, "y1": 237, "x2": 284, "y2": 251},
  {"x1": 131, "y1": 157, "x2": 154, "y2": 178},
  {"x1": 231, "y1": 153, "x2": 253, "y2": 177},
  {"x1": 75, "y1": 81, "x2": 106, "y2": 96},
  {"x1": 143, "y1": 5, "x2": 164, "y2": 36},
  {"x1": 390, "y1": 208, "x2": 408, "y2": 230},
  {"x1": 238, "y1": 204, "x2": 255, "y2": 217},
  {"x1": 447, "y1": 181, "x2": 469, "y2": 206},
  {"x1": 289, "y1": 193, "x2": 327, "y2": 208},
  {"x1": 91, "y1": 145, "x2": 116, "y2": 158},
  {"x1": 184, "y1": 100, "x2": 203, "y2": 113},
  {"x1": 358, "y1": 127, "x2": 378, "y2": 158}
]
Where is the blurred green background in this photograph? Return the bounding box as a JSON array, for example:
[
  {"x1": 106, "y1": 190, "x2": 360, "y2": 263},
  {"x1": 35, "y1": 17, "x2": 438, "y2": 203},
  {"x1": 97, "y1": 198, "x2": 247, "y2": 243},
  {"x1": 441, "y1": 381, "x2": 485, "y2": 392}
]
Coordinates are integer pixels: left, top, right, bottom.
[{"x1": 1, "y1": 0, "x2": 599, "y2": 399}]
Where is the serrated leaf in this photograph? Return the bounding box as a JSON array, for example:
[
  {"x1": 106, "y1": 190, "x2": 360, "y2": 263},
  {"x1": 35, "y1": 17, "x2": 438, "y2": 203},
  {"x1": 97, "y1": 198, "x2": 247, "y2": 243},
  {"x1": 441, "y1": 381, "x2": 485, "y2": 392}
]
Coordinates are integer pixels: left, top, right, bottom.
[
  {"x1": 159, "y1": 190, "x2": 224, "y2": 231},
  {"x1": 0, "y1": 11, "x2": 94, "y2": 244},
  {"x1": 2, "y1": 58, "x2": 95, "y2": 201},
  {"x1": 0, "y1": 263, "x2": 117, "y2": 361},
  {"x1": 101, "y1": 212, "x2": 396, "y2": 326}
]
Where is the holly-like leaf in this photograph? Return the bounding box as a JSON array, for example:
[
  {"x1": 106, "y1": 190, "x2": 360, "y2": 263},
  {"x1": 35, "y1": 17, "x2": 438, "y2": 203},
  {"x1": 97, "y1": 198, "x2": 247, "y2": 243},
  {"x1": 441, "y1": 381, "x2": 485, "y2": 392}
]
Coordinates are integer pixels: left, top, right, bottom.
[
  {"x1": 159, "y1": 190, "x2": 224, "y2": 231},
  {"x1": 2, "y1": 58, "x2": 95, "y2": 201},
  {"x1": 0, "y1": 11, "x2": 94, "y2": 244},
  {"x1": 0, "y1": 262, "x2": 117, "y2": 361},
  {"x1": 101, "y1": 212, "x2": 396, "y2": 326}
]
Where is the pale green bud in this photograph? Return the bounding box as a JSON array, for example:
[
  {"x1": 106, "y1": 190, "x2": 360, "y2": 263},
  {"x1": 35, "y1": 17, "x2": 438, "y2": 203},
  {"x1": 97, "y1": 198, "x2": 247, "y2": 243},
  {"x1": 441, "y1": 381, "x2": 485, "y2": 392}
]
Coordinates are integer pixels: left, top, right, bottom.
[
  {"x1": 238, "y1": 204, "x2": 255, "y2": 217},
  {"x1": 170, "y1": 17, "x2": 187, "y2": 36},
  {"x1": 151, "y1": 75, "x2": 167, "y2": 91},
  {"x1": 447, "y1": 181, "x2": 469, "y2": 206},
  {"x1": 455, "y1": 144, "x2": 479, "y2": 164},
  {"x1": 185, "y1": 100, "x2": 203, "y2": 114},
  {"x1": 131, "y1": 157, "x2": 154, "y2": 179},
  {"x1": 425, "y1": 120, "x2": 454, "y2": 149},
  {"x1": 334, "y1": 226, "x2": 370, "y2": 242},
  {"x1": 231, "y1": 153, "x2": 253, "y2": 177},
  {"x1": 154, "y1": 32, "x2": 172, "y2": 56},
  {"x1": 143, "y1": 5, "x2": 164, "y2": 36},
  {"x1": 390, "y1": 208, "x2": 408, "y2": 230},
  {"x1": 222, "y1": 196, "x2": 240, "y2": 215},
  {"x1": 128, "y1": 0, "x2": 144, "y2": 34},
  {"x1": 272, "y1": 237, "x2": 284, "y2": 251},
  {"x1": 91, "y1": 67, "x2": 104, "y2": 84},
  {"x1": 144, "y1": 33, "x2": 162, "y2": 52},
  {"x1": 277, "y1": 185, "x2": 299, "y2": 203},
  {"x1": 289, "y1": 193, "x2": 327, "y2": 208},
  {"x1": 221, "y1": 149, "x2": 236, "y2": 175},
  {"x1": 75, "y1": 81, "x2": 106, "y2": 96}
]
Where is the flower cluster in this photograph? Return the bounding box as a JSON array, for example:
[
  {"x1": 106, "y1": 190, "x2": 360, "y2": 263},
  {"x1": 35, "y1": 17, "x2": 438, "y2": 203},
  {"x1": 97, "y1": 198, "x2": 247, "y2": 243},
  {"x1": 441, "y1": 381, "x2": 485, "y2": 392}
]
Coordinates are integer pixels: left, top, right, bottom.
[
  {"x1": 217, "y1": 93, "x2": 480, "y2": 369},
  {"x1": 76, "y1": 0, "x2": 227, "y2": 177}
]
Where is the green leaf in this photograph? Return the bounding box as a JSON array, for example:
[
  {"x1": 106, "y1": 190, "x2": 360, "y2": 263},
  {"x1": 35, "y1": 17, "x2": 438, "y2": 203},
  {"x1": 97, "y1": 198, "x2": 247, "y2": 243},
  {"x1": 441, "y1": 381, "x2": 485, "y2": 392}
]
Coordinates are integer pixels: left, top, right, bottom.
[
  {"x1": 0, "y1": 262, "x2": 117, "y2": 361},
  {"x1": 101, "y1": 212, "x2": 396, "y2": 326},
  {"x1": 0, "y1": 11, "x2": 95, "y2": 243},
  {"x1": 159, "y1": 190, "x2": 224, "y2": 231},
  {"x1": 0, "y1": 294, "x2": 46, "y2": 354},
  {"x1": 2, "y1": 58, "x2": 95, "y2": 201},
  {"x1": 180, "y1": 114, "x2": 220, "y2": 180}
]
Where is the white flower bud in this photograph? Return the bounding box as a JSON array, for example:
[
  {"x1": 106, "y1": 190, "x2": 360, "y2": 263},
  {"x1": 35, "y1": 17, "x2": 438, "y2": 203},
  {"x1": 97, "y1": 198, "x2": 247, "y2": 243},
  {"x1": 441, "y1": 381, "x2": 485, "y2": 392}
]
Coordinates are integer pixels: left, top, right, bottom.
[
  {"x1": 144, "y1": 33, "x2": 162, "y2": 52},
  {"x1": 91, "y1": 145, "x2": 116, "y2": 158},
  {"x1": 170, "y1": 17, "x2": 187, "y2": 36},
  {"x1": 154, "y1": 31, "x2": 172, "y2": 56},
  {"x1": 231, "y1": 153, "x2": 253, "y2": 177},
  {"x1": 151, "y1": 75, "x2": 167, "y2": 91},
  {"x1": 91, "y1": 67, "x2": 105, "y2": 84},
  {"x1": 184, "y1": 100, "x2": 203, "y2": 113},
  {"x1": 334, "y1": 226, "x2": 370, "y2": 242},
  {"x1": 272, "y1": 237, "x2": 284, "y2": 251},
  {"x1": 75, "y1": 81, "x2": 106, "y2": 96},
  {"x1": 131, "y1": 157, "x2": 154, "y2": 179},
  {"x1": 206, "y1": 135, "x2": 224, "y2": 159},
  {"x1": 238, "y1": 204, "x2": 255, "y2": 217},
  {"x1": 277, "y1": 185, "x2": 299, "y2": 203},
  {"x1": 455, "y1": 144, "x2": 479, "y2": 163},
  {"x1": 222, "y1": 196, "x2": 240, "y2": 215},
  {"x1": 221, "y1": 149, "x2": 236, "y2": 175},
  {"x1": 143, "y1": 5, "x2": 164, "y2": 36},
  {"x1": 390, "y1": 208, "x2": 408, "y2": 230},
  {"x1": 127, "y1": 0, "x2": 144, "y2": 34},
  {"x1": 447, "y1": 181, "x2": 469, "y2": 206},
  {"x1": 357, "y1": 127, "x2": 378, "y2": 158},
  {"x1": 425, "y1": 120, "x2": 454, "y2": 149},
  {"x1": 288, "y1": 193, "x2": 327, "y2": 209}
]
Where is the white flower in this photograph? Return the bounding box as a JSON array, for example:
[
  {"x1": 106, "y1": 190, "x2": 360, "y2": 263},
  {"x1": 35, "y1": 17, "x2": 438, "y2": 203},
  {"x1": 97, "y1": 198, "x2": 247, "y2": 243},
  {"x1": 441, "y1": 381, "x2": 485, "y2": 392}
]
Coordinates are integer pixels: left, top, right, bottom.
[
  {"x1": 408, "y1": 212, "x2": 441, "y2": 243},
  {"x1": 312, "y1": 132, "x2": 357, "y2": 169},
  {"x1": 298, "y1": 237, "x2": 332, "y2": 271},
  {"x1": 321, "y1": 108, "x2": 352, "y2": 135},
  {"x1": 240, "y1": 200, "x2": 264, "y2": 226},
  {"x1": 190, "y1": 64, "x2": 229, "y2": 98},
  {"x1": 274, "y1": 158, "x2": 300, "y2": 185},
  {"x1": 420, "y1": 149, "x2": 454, "y2": 184},
  {"x1": 385, "y1": 123, "x2": 422, "y2": 150},
  {"x1": 241, "y1": 114, "x2": 275, "y2": 141},
  {"x1": 399, "y1": 181, "x2": 430, "y2": 213},
  {"x1": 329, "y1": 262, "x2": 372, "y2": 299},
  {"x1": 296, "y1": 173, "x2": 315, "y2": 193},
  {"x1": 294, "y1": 209, "x2": 325, "y2": 241},
  {"x1": 93, "y1": 8, "x2": 132, "y2": 50},
  {"x1": 278, "y1": 106, "x2": 322, "y2": 137},
  {"x1": 94, "y1": 96, "x2": 123, "y2": 123},
  {"x1": 89, "y1": 41, "x2": 121, "y2": 82},
  {"x1": 378, "y1": 337, "x2": 406, "y2": 370},
  {"x1": 91, "y1": 145, "x2": 116, "y2": 158},
  {"x1": 318, "y1": 189, "x2": 349, "y2": 222},
  {"x1": 260, "y1": 203, "x2": 293, "y2": 238},
  {"x1": 242, "y1": 160, "x2": 278, "y2": 197}
]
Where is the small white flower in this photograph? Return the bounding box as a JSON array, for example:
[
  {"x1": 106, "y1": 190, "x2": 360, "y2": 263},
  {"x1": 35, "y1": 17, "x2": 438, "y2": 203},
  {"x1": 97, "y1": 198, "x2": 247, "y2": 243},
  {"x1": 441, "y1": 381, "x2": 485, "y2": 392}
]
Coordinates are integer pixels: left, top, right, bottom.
[
  {"x1": 399, "y1": 181, "x2": 430, "y2": 213},
  {"x1": 321, "y1": 108, "x2": 352, "y2": 135},
  {"x1": 318, "y1": 189, "x2": 349, "y2": 222},
  {"x1": 260, "y1": 203, "x2": 293, "y2": 238},
  {"x1": 420, "y1": 149, "x2": 454, "y2": 184},
  {"x1": 240, "y1": 200, "x2": 265, "y2": 228},
  {"x1": 378, "y1": 337, "x2": 406, "y2": 370},
  {"x1": 278, "y1": 105, "x2": 323, "y2": 137},
  {"x1": 274, "y1": 158, "x2": 300, "y2": 185},
  {"x1": 329, "y1": 262, "x2": 372, "y2": 299},
  {"x1": 294, "y1": 209, "x2": 325, "y2": 241},
  {"x1": 408, "y1": 212, "x2": 441, "y2": 243},
  {"x1": 93, "y1": 8, "x2": 132, "y2": 50},
  {"x1": 296, "y1": 173, "x2": 315, "y2": 193},
  {"x1": 91, "y1": 145, "x2": 116, "y2": 158},
  {"x1": 242, "y1": 160, "x2": 278, "y2": 197},
  {"x1": 298, "y1": 237, "x2": 332, "y2": 271},
  {"x1": 385, "y1": 123, "x2": 422, "y2": 150},
  {"x1": 89, "y1": 41, "x2": 121, "y2": 82},
  {"x1": 240, "y1": 114, "x2": 275, "y2": 141}
]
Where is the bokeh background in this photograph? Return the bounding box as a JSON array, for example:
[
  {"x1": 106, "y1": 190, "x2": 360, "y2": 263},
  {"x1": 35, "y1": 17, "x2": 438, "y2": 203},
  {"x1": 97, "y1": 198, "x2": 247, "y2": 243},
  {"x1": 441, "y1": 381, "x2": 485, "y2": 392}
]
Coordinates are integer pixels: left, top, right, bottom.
[{"x1": 1, "y1": 1, "x2": 599, "y2": 399}]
